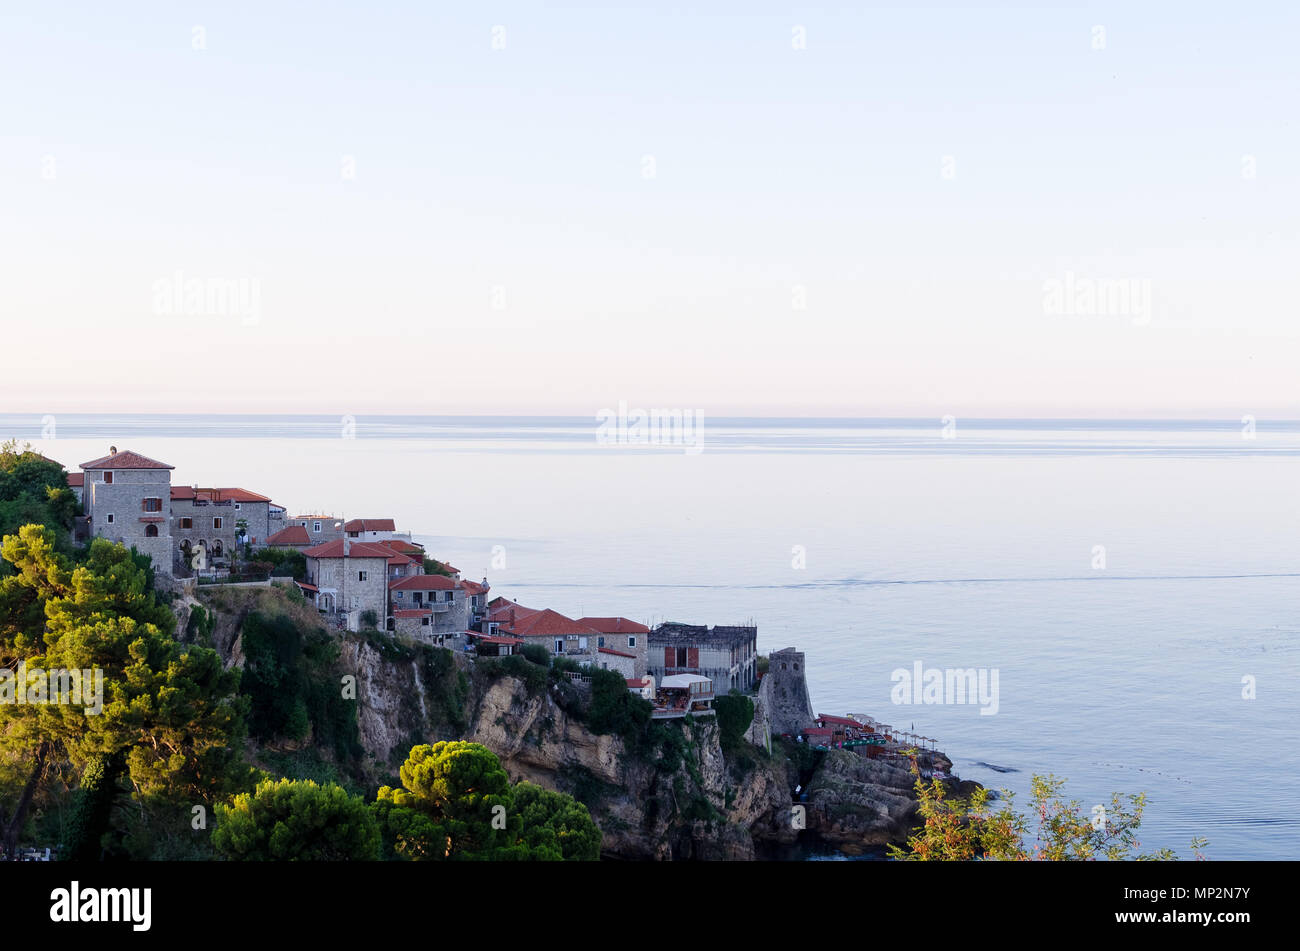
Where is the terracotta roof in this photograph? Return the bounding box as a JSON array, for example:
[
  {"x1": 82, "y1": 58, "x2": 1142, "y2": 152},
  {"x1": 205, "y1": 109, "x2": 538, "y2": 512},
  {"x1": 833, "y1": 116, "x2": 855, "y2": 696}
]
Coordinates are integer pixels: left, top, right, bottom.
[
  {"x1": 80, "y1": 450, "x2": 174, "y2": 470},
  {"x1": 390, "y1": 574, "x2": 457, "y2": 591},
  {"x1": 200, "y1": 487, "x2": 272, "y2": 503},
  {"x1": 66, "y1": 473, "x2": 84, "y2": 488},
  {"x1": 376, "y1": 539, "x2": 424, "y2": 555},
  {"x1": 170, "y1": 486, "x2": 197, "y2": 500},
  {"x1": 459, "y1": 580, "x2": 489, "y2": 595},
  {"x1": 393, "y1": 609, "x2": 433, "y2": 619},
  {"x1": 598, "y1": 647, "x2": 636, "y2": 659},
  {"x1": 817, "y1": 714, "x2": 865, "y2": 728},
  {"x1": 295, "y1": 581, "x2": 319, "y2": 593},
  {"x1": 578, "y1": 616, "x2": 650, "y2": 635},
  {"x1": 302, "y1": 540, "x2": 393, "y2": 559},
  {"x1": 496, "y1": 608, "x2": 601, "y2": 639},
  {"x1": 626, "y1": 677, "x2": 651, "y2": 688},
  {"x1": 803, "y1": 728, "x2": 833, "y2": 736},
  {"x1": 344, "y1": 518, "x2": 396, "y2": 533},
  {"x1": 265, "y1": 525, "x2": 311, "y2": 546},
  {"x1": 473, "y1": 633, "x2": 524, "y2": 645}
]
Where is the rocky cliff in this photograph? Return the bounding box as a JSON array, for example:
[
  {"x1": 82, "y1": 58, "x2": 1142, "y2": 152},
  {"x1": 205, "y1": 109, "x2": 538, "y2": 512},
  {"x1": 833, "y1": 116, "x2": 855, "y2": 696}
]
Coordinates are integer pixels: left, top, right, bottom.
[{"x1": 193, "y1": 585, "x2": 973, "y2": 860}]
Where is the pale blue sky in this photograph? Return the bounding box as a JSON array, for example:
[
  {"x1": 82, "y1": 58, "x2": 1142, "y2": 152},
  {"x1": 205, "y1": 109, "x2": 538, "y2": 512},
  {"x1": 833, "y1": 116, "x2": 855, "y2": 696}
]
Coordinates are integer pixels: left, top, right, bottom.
[{"x1": 2, "y1": 2, "x2": 1297, "y2": 415}]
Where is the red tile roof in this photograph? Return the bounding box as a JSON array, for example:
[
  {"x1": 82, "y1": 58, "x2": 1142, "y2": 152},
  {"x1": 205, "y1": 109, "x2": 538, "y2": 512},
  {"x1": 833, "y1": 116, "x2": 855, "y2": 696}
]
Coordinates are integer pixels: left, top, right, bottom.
[
  {"x1": 578, "y1": 616, "x2": 650, "y2": 635},
  {"x1": 80, "y1": 450, "x2": 174, "y2": 470},
  {"x1": 201, "y1": 487, "x2": 272, "y2": 503},
  {"x1": 390, "y1": 574, "x2": 457, "y2": 591},
  {"x1": 496, "y1": 608, "x2": 601, "y2": 639},
  {"x1": 344, "y1": 518, "x2": 396, "y2": 533},
  {"x1": 302, "y1": 540, "x2": 393, "y2": 559},
  {"x1": 803, "y1": 728, "x2": 833, "y2": 736},
  {"x1": 170, "y1": 486, "x2": 197, "y2": 500},
  {"x1": 375, "y1": 538, "x2": 423, "y2": 555},
  {"x1": 626, "y1": 677, "x2": 652, "y2": 688},
  {"x1": 817, "y1": 714, "x2": 865, "y2": 728},
  {"x1": 265, "y1": 525, "x2": 311, "y2": 546},
  {"x1": 473, "y1": 633, "x2": 524, "y2": 645},
  {"x1": 459, "y1": 579, "x2": 489, "y2": 595},
  {"x1": 598, "y1": 647, "x2": 636, "y2": 659},
  {"x1": 393, "y1": 609, "x2": 433, "y2": 619},
  {"x1": 66, "y1": 473, "x2": 84, "y2": 488}
]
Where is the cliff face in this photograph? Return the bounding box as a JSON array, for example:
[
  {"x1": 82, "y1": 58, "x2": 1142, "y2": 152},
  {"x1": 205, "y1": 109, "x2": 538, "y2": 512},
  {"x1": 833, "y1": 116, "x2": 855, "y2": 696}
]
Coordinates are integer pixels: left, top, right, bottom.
[{"x1": 195, "y1": 587, "x2": 971, "y2": 860}]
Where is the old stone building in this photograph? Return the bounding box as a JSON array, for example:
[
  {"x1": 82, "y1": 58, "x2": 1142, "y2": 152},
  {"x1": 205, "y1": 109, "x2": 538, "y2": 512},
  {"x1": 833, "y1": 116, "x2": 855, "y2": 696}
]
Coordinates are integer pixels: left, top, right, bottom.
[
  {"x1": 760, "y1": 647, "x2": 816, "y2": 736},
  {"x1": 578, "y1": 616, "x2": 649, "y2": 678},
  {"x1": 648, "y1": 622, "x2": 758, "y2": 693},
  {"x1": 388, "y1": 573, "x2": 469, "y2": 634},
  {"x1": 78, "y1": 448, "x2": 175, "y2": 575},
  {"x1": 170, "y1": 486, "x2": 276, "y2": 571},
  {"x1": 300, "y1": 539, "x2": 391, "y2": 630}
]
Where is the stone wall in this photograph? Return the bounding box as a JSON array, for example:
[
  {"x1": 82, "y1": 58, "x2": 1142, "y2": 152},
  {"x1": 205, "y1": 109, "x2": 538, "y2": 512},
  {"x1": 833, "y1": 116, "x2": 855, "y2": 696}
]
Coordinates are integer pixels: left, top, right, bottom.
[{"x1": 762, "y1": 647, "x2": 816, "y2": 736}]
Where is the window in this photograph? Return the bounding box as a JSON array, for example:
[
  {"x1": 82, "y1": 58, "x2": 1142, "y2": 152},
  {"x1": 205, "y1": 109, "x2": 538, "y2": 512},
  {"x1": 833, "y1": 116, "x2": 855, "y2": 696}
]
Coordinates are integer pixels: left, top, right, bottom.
[
  {"x1": 106, "y1": 514, "x2": 114, "y2": 525},
  {"x1": 180, "y1": 517, "x2": 192, "y2": 529},
  {"x1": 145, "y1": 524, "x2": 159, "y2": 537},
  {"x1": 675, "y1": 647, "x2": 688, "y2": 667},
  {"x1": 213, "y1": 517, "x2": 223, "y2": 529},
  {"x1": 578, "y1": 637, "x2": 588, "y2": 649},
  {"x1": 598, "y1": 636, "x2": 605, "y2": 648},
  {"x1": 443, "y1": 591, "x2": 453, "y2": 602},
  {"x1": 421, "y1": 617, "x2": 430, "y2": 627},
  {"x1": 555, "y1": 640, "x2": 564, "y2": 653},
  {"x1": 103, "y1": 471, "x2": 113, "y2": 484},
  {"x1": 628, "y1": 635, "x2": 636, "y2": 648},
  {"x1": 358, "y1": 571, "x2": 368, "y2": 582},
  {"x1": 143, "y1": 498, "x2": 162, "y2": 513},
  {"x1": 235, "y1": 503, "x2": 241, "y2": 510},
  {"x1": 313, "y1": 521, "x2": 321, "y2": 533},
  {"x1": 396, "y1": 591, "x2": 404, "y2": 600}
]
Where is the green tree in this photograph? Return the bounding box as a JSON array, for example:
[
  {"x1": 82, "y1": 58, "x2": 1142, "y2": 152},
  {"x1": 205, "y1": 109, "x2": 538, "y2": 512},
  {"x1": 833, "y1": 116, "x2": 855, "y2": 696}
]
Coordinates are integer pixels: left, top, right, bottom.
[
  {"x1": 887, "y1": 753, "x2": 1208, "y2": 861},
  {"x1": 213, "y1": 778, "x2": 380, "y2": 860},
  {"x1": 373, "y1": 741, "x2": 523, "y2": 860},
  {"x1": 512, "y1": 781, "x2": 601, "y2": 861},
  {"x1": 0, "y1": 525, "x2": 249, "y2": 857}
]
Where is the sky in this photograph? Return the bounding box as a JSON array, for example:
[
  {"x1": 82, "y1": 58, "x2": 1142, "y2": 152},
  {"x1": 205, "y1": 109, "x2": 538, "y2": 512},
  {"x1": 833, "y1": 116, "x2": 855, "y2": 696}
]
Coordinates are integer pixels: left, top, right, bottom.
[{"x1": 1, "y1": 2, "x2": 1297, "y2": 417}]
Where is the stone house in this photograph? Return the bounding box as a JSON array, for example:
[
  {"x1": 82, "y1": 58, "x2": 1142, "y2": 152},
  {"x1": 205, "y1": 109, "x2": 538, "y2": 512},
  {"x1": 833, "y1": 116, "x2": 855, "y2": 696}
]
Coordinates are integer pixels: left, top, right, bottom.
[
  {"x1": 289, "y1": 515, "x2": 346, "y2": 546},
  {"x1": 263, "y1": 524, "x2": 314, "y2": 551},
  {"x1": 593, "y1": 646, "x2": 637, "y2": 678},
  {"x1": 649, "y1": 622, "x2": 758, "y2": 693},
  {"x1": 344, "y1": 518, "x2": 408, "y2": 542},
  {"x1": 78, "y1": 448, "x2": 175, "y2": 575},
  {"x1": 578, "y1": 617, "x2": 649, "y2": 677},
  {"x1": 301, "y1": 539, "x2": 391, "y2": 630},
  {"x1": 388, "y1": 573, "x2": 468, "y2": 634},
  {"x1": 170, "y1": 486, "x2": 276, "y2": 571}
]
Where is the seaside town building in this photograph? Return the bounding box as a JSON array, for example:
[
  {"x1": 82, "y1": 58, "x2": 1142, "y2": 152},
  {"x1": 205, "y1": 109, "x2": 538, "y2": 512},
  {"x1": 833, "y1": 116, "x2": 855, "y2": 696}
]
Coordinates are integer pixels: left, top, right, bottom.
[
  {"x1": 77, "y1": 448, "x2": 176, "y2": 575},
  {"x1": 648, "y1": 622, "x2": 758, "y2": 693},
  {"x1": 299, "y1": 539, "x2": 391, "y2": 629}
]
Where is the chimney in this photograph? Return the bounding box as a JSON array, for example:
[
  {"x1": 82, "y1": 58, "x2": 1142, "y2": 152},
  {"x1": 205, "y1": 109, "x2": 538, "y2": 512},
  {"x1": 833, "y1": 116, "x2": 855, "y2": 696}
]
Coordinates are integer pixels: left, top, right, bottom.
[{"x1": 109, "y1": 446, "x2": 117, "y2": 456}]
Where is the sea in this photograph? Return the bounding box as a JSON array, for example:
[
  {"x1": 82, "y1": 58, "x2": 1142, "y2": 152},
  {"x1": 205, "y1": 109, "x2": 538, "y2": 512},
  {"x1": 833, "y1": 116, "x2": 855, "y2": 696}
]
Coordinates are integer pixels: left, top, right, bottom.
[{"x1": 5, "y1": 413, "x2": 1298, "y2": 861}]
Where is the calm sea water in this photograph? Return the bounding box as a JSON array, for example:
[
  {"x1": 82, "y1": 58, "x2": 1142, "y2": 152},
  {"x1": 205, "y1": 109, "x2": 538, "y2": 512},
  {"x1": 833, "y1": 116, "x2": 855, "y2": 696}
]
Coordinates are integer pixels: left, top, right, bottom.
[{"x1": 7, "y1": 414, "x2": 1299, "y2": 860}]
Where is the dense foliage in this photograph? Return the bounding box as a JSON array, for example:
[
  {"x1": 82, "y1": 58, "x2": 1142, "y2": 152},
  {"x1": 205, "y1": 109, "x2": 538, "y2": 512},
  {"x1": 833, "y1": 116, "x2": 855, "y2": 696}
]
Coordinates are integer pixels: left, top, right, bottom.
[
  {"x1": 373, "y1": 742, "x2": 600, "y2": 861},
  {"x1": 213, "y1": 778, "x2": 380, "y2": 860}
]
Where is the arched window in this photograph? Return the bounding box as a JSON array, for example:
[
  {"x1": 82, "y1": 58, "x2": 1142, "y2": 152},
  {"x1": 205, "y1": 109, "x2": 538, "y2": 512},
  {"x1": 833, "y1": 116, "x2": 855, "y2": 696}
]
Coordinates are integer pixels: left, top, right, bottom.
[
  {"x1": 145, "y1": 524, "x2": 159, "y2": 537},
  {"x1": 213, "y1": 540, "x2": 224, "y2": 556}
]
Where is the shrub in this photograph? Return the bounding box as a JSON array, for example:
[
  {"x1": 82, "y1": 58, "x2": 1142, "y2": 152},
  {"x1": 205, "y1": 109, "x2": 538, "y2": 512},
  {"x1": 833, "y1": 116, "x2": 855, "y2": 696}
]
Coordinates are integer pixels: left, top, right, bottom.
[{"x1": 519, "y1": 643, "x2": 551, "y2": 666}]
